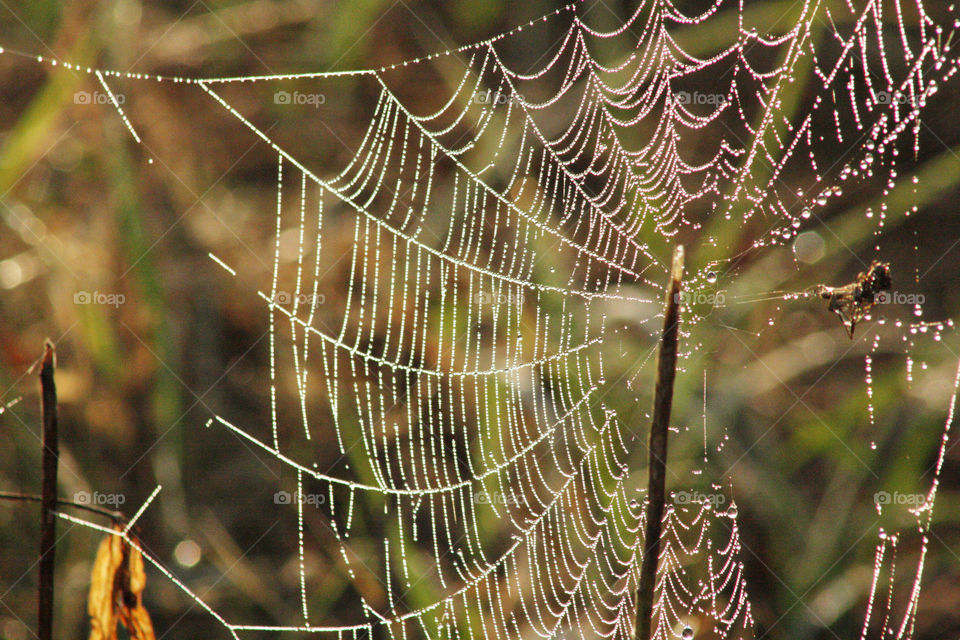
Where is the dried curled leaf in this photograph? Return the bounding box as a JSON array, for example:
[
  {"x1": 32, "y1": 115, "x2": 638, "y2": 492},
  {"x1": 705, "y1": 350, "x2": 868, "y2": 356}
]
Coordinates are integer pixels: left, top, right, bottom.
[
  {"x1": 117, "y1": 538, "x2": 154, "y2": 640},
  {"x1": 87, "y1": 527, "x2": 156, "y2": 640},
  {"x1": 88, "y1": 530, "x2": 123, "y2": 640}
]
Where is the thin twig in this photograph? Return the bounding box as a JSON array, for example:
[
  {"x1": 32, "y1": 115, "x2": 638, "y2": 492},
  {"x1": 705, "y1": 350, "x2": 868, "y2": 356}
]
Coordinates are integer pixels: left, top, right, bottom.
[
  {"x1": 0, "y1": 491, "x2": 127, "y2": 523},
  {"x1": 636, "y1": 245, "x2": 684, "y2": 640},
  {"x1": 38, "y1": 342, "x2": 58, "y2": 640}
]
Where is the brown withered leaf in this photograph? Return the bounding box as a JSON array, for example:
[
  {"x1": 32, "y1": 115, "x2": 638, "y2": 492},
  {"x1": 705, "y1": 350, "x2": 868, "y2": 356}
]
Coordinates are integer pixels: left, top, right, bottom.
[
  {"x1": 88, "y1": 530, "x2": 123, "y2": 640},
  {"x1": 117, "y1": 536, "x2": 155, "y2": 640},
  {"x1": 87, "y1": 526, "x2": 156, "y2": 640}
]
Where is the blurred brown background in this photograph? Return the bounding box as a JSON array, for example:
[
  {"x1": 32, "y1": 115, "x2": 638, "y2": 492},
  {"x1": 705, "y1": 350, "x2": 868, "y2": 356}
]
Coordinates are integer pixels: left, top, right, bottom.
[{"x1": 1, "y1": 0, "x2": 960, "y2": 638}]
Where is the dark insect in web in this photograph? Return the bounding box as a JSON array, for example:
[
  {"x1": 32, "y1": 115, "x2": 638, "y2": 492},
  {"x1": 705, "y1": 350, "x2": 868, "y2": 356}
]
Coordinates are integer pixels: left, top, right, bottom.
[{"x1": 812, "y1": 261, "x2": 892, "y2": 338}]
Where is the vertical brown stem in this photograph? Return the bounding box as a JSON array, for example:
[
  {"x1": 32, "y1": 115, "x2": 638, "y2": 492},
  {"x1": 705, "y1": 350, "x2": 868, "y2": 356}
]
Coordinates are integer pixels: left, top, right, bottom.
[
  {"x1": 38, "y1": 342, "x2": 58, "y2": 640},
  {"x1": 636, "y1": 246, "x2": 684, "y2": 640}
]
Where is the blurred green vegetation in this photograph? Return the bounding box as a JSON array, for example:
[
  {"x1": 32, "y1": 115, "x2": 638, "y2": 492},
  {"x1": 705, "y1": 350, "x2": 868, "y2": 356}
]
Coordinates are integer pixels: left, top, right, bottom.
[{"x1": 1, "y1": 1, "x2": 960, "y2": 639}]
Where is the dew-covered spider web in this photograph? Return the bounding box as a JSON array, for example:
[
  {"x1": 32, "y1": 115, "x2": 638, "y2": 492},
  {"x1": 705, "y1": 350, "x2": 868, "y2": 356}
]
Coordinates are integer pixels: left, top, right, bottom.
[{"x1": 7, "y1": 0, "x2": 960, "y2": 638}]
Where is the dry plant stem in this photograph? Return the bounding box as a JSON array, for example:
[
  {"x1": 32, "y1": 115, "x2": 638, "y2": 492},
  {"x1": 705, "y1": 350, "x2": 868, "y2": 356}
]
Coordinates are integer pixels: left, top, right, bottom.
[
  {"x1": 38, "y1": 342, "x2": 58, "y2": 640},
  {"x1": 636, "y1": 246, "x2": 684, "y2": 640}
]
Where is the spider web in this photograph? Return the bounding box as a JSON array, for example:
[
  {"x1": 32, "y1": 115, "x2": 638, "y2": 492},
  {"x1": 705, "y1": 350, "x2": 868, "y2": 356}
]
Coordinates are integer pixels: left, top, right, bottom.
[{"x1": 6, "y1": 0, "x2": 960, "y2": 638}]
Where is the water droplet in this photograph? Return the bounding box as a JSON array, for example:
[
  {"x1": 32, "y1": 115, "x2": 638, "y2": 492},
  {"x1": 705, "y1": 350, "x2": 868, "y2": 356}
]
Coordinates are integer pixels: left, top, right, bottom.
[
  {"x1": 682, "y1": 625, "x2": 695, "y2": 639},
  {"x1": 913, "y1": 304, "x2": 923, "y2": 317},
  {"x1": 726, "y1": 503, "x2": 738, "y2": 518},
  {"x1": 630, "y1": 499, "x2": 640, "y2": 510},
  {"x1": 706, "y1": 271, "x2": 717, "y2": 284}
]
